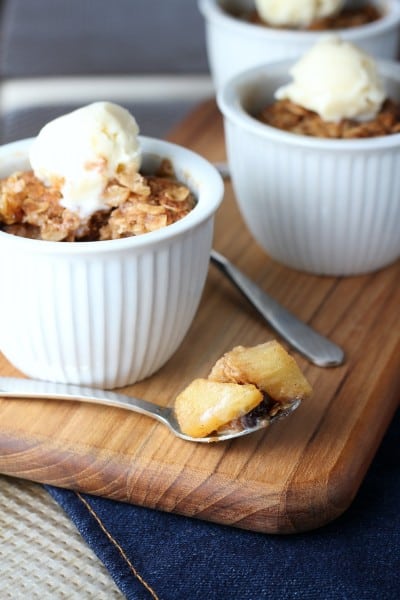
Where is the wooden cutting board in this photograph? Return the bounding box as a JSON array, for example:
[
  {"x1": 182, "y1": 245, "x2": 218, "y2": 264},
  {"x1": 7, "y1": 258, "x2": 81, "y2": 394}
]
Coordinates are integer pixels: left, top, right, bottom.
[{"x1": 1, "y1": 100, "x2": 399, "y2": 534}]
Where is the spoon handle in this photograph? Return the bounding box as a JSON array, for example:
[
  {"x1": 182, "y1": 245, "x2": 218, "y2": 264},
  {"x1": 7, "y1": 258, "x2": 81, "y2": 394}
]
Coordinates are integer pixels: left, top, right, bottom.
[
  {"x1": 210, "y1": 250, "x2": 344, "y2": 367},
  {"x1": 0, "y1": 377, "x2": 171, "y2": 424}
]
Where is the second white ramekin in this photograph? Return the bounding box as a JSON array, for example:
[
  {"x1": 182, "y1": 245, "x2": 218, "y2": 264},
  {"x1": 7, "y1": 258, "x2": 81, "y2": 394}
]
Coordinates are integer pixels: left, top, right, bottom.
[
  {"x1": 199, "y1": 0, "x2": 400, "y2": 89},
  {"x1": 217, "y1": 58, "x2": 400, "y2": 275}
]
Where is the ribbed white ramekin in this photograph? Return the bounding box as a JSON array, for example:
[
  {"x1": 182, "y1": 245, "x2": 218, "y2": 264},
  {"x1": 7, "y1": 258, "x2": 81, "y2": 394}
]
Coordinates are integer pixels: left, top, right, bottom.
[
  {"x1": 0, "y1": 137, "x2": 223, "y2": 388},
  {"x1": 218, "y1": 59, "x2": 400, "y2": 275},
  {"x1": 199, "y1": 0, "x2": 400, "y2": 89}
]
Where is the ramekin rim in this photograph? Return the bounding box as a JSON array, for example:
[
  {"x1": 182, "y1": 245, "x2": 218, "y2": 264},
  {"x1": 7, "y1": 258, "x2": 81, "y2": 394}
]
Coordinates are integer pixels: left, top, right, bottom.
[
  {"x1": 198, "y1": 0, "x2": 400, "y2": 41},
  {"x1": 0, "y1": 136, "x2": 224, "y2": 253},
  {"x1": 217, "y1": 57, "x2": 400, "y2": 151}
]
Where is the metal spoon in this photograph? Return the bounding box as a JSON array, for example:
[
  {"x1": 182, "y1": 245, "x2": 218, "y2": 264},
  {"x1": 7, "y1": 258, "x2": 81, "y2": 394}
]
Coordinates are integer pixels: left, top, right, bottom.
[
  {"x1": 210, "y1": 250, "x2": 344, "y2": 367},
  {"x1": 0, "y1": 376, "x2": 300, "y2": 443},
  {"x1": 211, "y1": 162, "x2": 344, "y2": 367}
]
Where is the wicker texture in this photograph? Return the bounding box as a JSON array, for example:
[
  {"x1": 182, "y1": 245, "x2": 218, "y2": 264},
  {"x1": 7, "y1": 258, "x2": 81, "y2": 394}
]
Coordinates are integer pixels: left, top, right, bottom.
[{"x1": 0, "y1": 475, "x2": 124, "y2": 598}]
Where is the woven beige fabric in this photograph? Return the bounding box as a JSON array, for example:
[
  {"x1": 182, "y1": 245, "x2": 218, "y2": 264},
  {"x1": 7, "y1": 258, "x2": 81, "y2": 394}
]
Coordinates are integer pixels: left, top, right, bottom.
[{"x1": 0, "y1": 475, "x2": 124, "y2": 599}]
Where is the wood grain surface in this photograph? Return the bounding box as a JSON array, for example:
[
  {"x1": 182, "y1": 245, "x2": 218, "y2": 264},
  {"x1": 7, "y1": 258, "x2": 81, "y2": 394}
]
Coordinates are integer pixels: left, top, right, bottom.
[{"x1": 1, "y1": 100, "x2": 399, "y2": 534}]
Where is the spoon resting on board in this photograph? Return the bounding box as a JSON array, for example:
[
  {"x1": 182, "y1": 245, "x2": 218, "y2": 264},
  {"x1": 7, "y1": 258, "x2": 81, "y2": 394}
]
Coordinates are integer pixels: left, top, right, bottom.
[
  {"x1": 211, "y1": 161, "x2": 344, "y2": 367},
  {"x1": 210, "y1": 250, "x2": 344, "y2": 368},
  {"x1": 0, "y1": 377, "x2": 300, "y2": 443}
]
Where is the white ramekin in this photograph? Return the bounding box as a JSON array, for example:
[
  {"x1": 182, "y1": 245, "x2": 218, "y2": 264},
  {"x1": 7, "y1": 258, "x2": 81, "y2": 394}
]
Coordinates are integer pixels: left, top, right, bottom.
[
  {"x1": 217, "y1": 59, "x2": 400, "y2": 276},
  {"x1": 0, "y1": 137, "x2": 224, "y2": 388},
  {"x1": 199, "y1": 0, "x2": 400, "y2": 88}
]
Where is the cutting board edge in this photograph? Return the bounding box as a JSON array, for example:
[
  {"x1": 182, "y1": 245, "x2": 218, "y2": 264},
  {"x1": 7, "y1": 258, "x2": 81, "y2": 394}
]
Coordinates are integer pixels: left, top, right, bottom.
[{"x1": 1, "y1": 419, "x2": 392, "y2": 535}]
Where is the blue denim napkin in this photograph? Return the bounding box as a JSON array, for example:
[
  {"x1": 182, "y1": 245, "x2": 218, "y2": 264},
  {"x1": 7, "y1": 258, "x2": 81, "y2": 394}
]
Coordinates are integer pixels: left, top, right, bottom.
[{"x1": 46, "y1": 408, "x2": 400, "y2": 600}]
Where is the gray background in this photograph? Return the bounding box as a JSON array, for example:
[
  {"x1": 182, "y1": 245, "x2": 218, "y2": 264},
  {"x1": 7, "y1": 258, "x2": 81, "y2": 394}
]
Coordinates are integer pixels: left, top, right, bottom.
[{"x1": 0, "y1": 0, "x2": 211, "y2": 141}]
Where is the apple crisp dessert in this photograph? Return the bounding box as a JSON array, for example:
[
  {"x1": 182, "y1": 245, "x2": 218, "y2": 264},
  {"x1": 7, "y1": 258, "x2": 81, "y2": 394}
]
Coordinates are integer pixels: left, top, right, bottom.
[
  {"x1": 242, "y1": 5, "x2": 381, "y2": 30},
  {"x1": 174, "y1": 340, "x2": 312, "y2": 438},
  {"x1": 0, "y1": 160, "x2": 195, "y2": 242},
  {"x1": 259, "y1": 98, "x2": 400, "y2": 138}
]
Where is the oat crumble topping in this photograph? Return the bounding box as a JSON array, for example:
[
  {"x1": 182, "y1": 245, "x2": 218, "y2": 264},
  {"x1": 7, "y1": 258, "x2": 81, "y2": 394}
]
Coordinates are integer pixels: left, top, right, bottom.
[
  {"x1": 243, "y1": 5, "x2": 381, "y2": 30},
  {"x1": 259, "y1": 98, "x2": 400, "y2": 138},
  {"x1": 0, "y1": 159, "x2": 196, "y2": 241}
]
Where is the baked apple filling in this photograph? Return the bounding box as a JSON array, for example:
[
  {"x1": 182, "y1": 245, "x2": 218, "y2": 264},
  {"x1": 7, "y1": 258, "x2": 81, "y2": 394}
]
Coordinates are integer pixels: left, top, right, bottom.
[{"x1": 174, "y1": 341, "x2": 312, "y2": 438}]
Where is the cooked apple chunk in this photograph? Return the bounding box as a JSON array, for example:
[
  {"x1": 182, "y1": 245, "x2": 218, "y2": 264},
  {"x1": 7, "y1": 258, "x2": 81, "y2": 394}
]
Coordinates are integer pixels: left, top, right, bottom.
[
  {"x1": 174, "y1": 379, "x2": 263, "y2": 438},
  {"x1": 174, "y1": 341, "x2": 312, "y2": 438},
  {"x1": 209, "y1": 341, "x2": 312, "y2": 405}
]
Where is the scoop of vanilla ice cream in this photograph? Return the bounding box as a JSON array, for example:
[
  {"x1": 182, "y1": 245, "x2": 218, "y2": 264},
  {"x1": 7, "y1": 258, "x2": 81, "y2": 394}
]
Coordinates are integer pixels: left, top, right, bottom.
[
  {"x1": 275, "y1": 37, "x2": 386, "y2": 122},
  {"x1": 255, "y1": 0, "x2": 344, "y2": 27},
  {"x1": 29, "y1": 102, "x2": 141, "y2": 218}
]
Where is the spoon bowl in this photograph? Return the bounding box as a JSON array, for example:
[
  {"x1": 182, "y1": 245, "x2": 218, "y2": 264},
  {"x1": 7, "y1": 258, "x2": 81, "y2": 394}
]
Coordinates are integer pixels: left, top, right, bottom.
[{"x1": 0, "y1": 377, "x2": 300, "y2": 443}]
